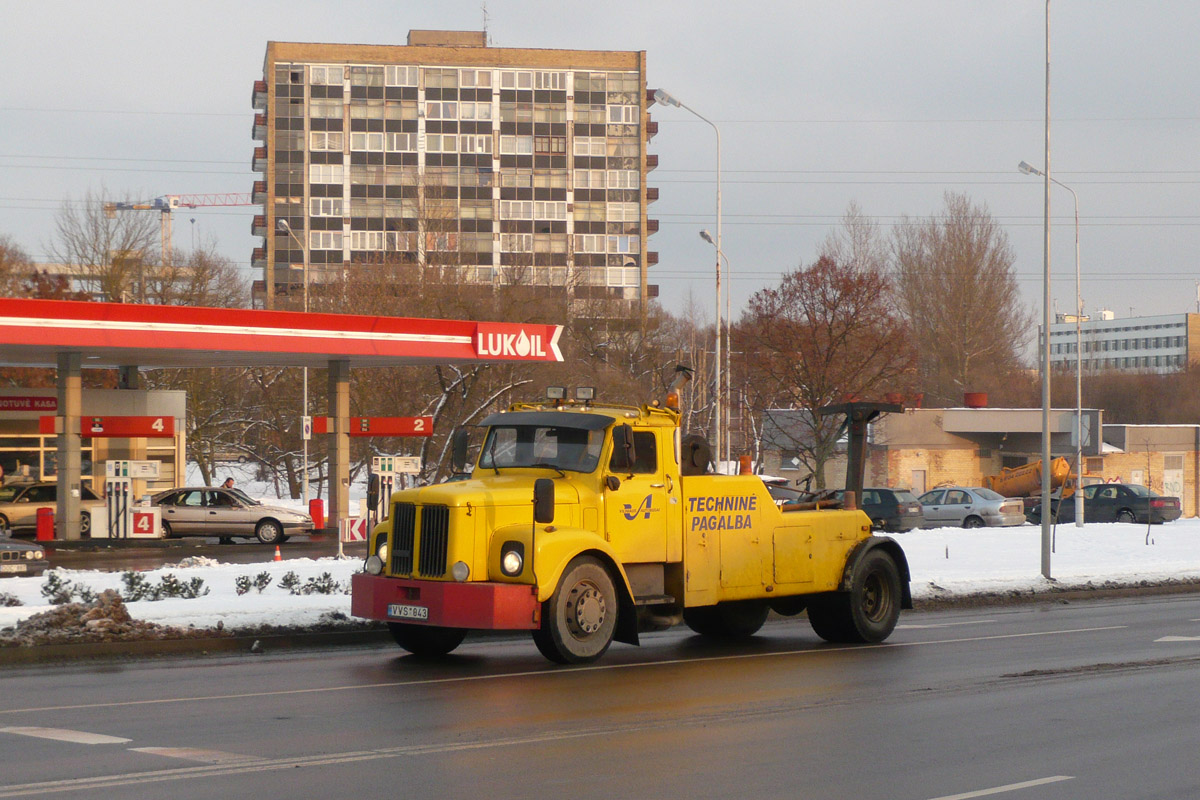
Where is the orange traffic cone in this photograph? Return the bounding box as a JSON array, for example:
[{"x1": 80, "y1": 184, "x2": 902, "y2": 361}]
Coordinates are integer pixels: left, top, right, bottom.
[{"x1": 273, "y1": 545, "x2": 282, "y2": 562}]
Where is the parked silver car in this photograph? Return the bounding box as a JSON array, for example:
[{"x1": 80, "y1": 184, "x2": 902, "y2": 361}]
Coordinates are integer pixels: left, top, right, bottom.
[
  {"x1": 151, "y1": 487, "x2": 313, "y2": 544},
  {"x1": 918, "y1": 486, "x2": 1025, "y2": 529}
]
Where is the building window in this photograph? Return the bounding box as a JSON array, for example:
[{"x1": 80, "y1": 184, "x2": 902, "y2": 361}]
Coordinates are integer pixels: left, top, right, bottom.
[
  {"x1": 574, "y1": 234, "x2": 606, "y2": 253},
  {"x1": 574, "y1": 136, "x2": 605, "y2": 157},
  {"x1": 310, "y1": 198, "x2": 344, "y2": 217},
  {"x1": 607, "y1": 235, "x2": 640, "y2": 253},
  {"x1": 500, "y1": 70, "x2": 533, "y2": 90},
  {"x1": 425, "y1": 134, "x2": 459, "y2": 153},
  {"x1": 500, "y1": 200, "x2": 533, "y2": 220},
  {"x1": 350, "y1": 99, "x2": 384, "y2": 120},
  {"x1": 607, "y1": 105, "x2": 638, "y2": 124},
  {"x1": 459, "y1": 69, "x2": 492, "y2": 88},
  {"x1": 386, "y1": 132, "x2": 416, "y2": 152},
  {"x1": 310, "y1": 99, "x2": 342, "y2": 119},
  {"x1": 350, "y1": 231, "x2": 385, "y2": 251},
  {"x1": 534, "y1": 135, "x2": 566, "y2": 155},
  {"x1": 606, "y1": 170, "x2": 639, "y2": 189},
  {"x1": 607, "y1": 266, "x2": 639, "y2": 287},
  {"x1": 350, "y1": 132, "x2": 384, "y2": 151},
  {"x1": 459, "y1": 134, "x2": 492, "y2": 154},
  {"x1": 425, "y1": 101, "x2": 458, "y2": 120},
  {"x1": 425, "y1": 68, "x2": 458, "y2": 89},
  {"x1": 309, "y1": 164, "x2": 344, "y2": 184},
  {"x1": 309, "y1": 231, "x2": 343, "y2": 250},
  {"x1": 349, "y1": 66, "x2": 384, "y2": 87},
  {"x1": 385, "y1": 65, "x2": 418, "y2": 86},
  {"x1": 535, "y1": 71, "x2": 566, "y2": 90},
  {"x1": 500, "y1": 233, "x2": 532, "y2": 252},
  {"x1": 499, "y1": 135, "x2": 533, "y2": 155},
  {"x1": 460, "y1": 101, "x2": 493, "y2": 121},
  {"x1": 533, "y1": 201, "x2": 567, "y2": 220},
  {"x1": 310, "y1": 131, "x2": 344, "y2": 151},
  {"x1": 425, "y1": 232, "x2": 458, "y2": 251},
  {"x1": 310, "y1": 66, "x2": 344, "y2": 85},
  {"x1": 574, "y1": 170, "x2": 606, "y2": 189}
]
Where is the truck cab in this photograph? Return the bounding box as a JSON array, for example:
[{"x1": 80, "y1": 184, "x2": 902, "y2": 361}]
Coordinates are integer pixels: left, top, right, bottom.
[{"x1": 351, "y1": 388, "x2": 911, "y2": 664}]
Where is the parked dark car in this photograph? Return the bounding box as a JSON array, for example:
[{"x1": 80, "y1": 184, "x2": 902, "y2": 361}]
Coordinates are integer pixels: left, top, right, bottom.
[
  {"x1": 0, "y1": 530, "x2": 48, "y2": 577},
  {"x1": 1028, "y1": 483, "x2": 1181, "y2": 525},
  {"x1": 151, "y1": 487, "x2": 313, "y2": 544},
  {"x1": 835, "y1": 488, "x2": 925, "y2": 533}
]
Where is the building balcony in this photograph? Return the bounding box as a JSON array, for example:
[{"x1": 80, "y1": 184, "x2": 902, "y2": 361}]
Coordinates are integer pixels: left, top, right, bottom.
[
  {"x1": 253, "y1": 113, "x2": 267, "y2": 141},
  {"x1": 251, "y1": 247, "x2": 266, "y2": 268},
  {"x1": 251, "y1": 215, "x2": 267, "y2": 237},
  {"x1": 647, "y1": 251, "x2": 659, "y2": 266},
  {"x1": 252, "y1": 79, "x2": 267, "y2": 111},
  {"x1": 252, "y1": 146, "x2": 267, "y2": 173},
  {"x1": 645, "y1": 120, "x2": 658, "y2": 140},
  {"x1": 646, "y1": 186, "x2": 659, "y2": 203},
  {"x1": 252, "y1": 180, "x2": 267, "y2": 204},
  {"x1": 646, "y1": 218, "x2": 659, "y2": 235},
  {"x1": 645, "y1": 153, "x2": 658, "y2": 171}
]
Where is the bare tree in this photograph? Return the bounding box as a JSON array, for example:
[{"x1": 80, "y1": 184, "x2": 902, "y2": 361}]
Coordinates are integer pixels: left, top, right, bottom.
[
  {"x1": 46, "y1": 188, "x2": 160, "y2": 302},
  {"x1": 735, "y1": 255, "x2": 916, "y2": 487},
  {"x1": 0, "y1": 235, "x2": 35, "y2": 297},
  {"x1": 891, "y1": 192, "x2": 1032, "y2": 405}
]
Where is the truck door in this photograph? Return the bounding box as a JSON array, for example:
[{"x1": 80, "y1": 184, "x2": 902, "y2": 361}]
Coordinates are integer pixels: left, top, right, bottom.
[{"x1": 605, "y1": 429, "x2": 672, "y2": 564}]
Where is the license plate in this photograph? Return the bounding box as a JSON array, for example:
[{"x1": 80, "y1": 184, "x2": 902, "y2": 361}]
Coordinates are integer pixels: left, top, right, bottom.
[
  {"x1": 387, "y1": 603, "x2": 429, "y2": 620},
  {"x1": 0, "y1": 563, "x2": 27, "y2": 573}
]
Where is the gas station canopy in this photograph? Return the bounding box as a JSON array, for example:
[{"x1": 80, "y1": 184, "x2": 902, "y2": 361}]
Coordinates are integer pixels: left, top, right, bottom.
[{"x1": 0, "y1": 298, "x2": 564, "y2": 370}]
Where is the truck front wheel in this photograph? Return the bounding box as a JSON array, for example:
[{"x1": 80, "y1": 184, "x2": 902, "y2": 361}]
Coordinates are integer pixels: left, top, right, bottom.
[
  {"x1": 387, "y1": 623, "x2": 467, "y2": 657},
  {"x1": 682, "y1": 600, "x2": 769, "y2": 640},
  {"x1": 532, "y1": 556, "x2": 618, "y2": 664},
  {"x1": 808, "y1": 549, "x2": 901, "y2": 644}
]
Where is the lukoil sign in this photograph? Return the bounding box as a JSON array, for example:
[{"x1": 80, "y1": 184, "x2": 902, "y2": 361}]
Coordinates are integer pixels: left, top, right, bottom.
[{"x1": 473, "y1": 323, "x2": 563, "y2": 361}]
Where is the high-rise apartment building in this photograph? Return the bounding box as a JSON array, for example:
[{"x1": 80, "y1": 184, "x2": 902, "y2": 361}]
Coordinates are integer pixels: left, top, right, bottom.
[{"x1": 251, "y1": 32, "x2": 658, "y2": 314}]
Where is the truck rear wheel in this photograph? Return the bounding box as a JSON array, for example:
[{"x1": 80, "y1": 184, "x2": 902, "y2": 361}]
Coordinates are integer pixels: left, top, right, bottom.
[
  {"x1": 808, "y1": 549, "x2": 901, "y2": 644},
  {"x1": 387, "y1": 623, "x2": 467, "y2": 657},
  {"x1": 682, "y1": 600, "x2": 769, "y2": 640},
  {"x1": 532, "y1": 556, "x2": 618, "y2": 664}
]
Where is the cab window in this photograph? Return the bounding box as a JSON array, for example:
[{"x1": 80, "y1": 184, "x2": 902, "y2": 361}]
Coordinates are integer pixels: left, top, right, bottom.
[{"x1": 610, "y1": 430, "x2": 657, "y2": 474}]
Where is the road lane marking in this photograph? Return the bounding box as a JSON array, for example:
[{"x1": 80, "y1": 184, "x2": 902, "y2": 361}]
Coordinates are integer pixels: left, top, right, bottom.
[
  {"x1": 128, "y1": 747, "x2": 262, "y2": 764},
  {"x1": 1155, "y1": 635, "x2": 1200, "y2": 642},
  {"x1": 0, "y1": 625, "x2": 1129, "y2": 717},
  {"x1": 0, "y1": 726, "x2": 130, "y2": 745},
  {"x1": 899, "y1": 620, "x2": 997, "y2": 630},
  {"x1": 928, "y1": 775, "x2": 1073, "y2": 799}
]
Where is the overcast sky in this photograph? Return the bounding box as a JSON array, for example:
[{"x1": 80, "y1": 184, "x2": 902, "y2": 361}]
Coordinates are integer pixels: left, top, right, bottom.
[{"x1": 2, "y1": 1, "x2": 1196, "y2": 343}]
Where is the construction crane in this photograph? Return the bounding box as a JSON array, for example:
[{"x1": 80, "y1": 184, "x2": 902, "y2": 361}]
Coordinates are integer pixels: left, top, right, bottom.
[{"x1": 102, "y1": 193, "x2": 254, "y2": 267}]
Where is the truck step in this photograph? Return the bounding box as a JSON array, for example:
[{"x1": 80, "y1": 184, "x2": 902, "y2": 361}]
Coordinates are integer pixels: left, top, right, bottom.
[{"x1": 634, "y1": 594, "x2": 676, "y2": 607}]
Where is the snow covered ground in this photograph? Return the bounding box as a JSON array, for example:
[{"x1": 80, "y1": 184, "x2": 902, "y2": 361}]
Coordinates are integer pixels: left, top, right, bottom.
[{"x1": 3, "y1": 519, "x2": 1200, "y2": 635}]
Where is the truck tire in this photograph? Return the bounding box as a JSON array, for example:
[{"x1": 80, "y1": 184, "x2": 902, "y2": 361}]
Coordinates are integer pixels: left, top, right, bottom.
[
  {"x1": 532, "y1": 556, "x2": 618, "y2": 664},
  {"x1": 808, "y1": 549, "x2": 901, "y2": 644},
  {"x1": 682, "y1": 600, "x2": 770, "y2": 640},
  {"x1": 387, "y1": 622, "x2": 467, "y2": 657}
]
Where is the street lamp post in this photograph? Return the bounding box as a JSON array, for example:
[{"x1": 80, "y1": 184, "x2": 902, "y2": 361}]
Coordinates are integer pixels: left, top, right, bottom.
[
  {"x1": 1020, "y1": 160, "x2": 1083, "y2": 528},
  {"x1": 700, "y1": 230, "x2": 731, "y2": 465},
  {"x1": 276, "y1": 219, "x2": 310, "y2": 511},
  {"x1": 653, "y1": 88, "x2": 723, "y2": 469}
]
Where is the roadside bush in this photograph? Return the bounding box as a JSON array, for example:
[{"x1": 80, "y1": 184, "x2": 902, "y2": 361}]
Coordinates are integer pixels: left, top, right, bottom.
[
  {"x1": 40, "y1": 572, "x2": 97, "y2": 605},
  {"x1": 0, "y1": 592, "x2": 20, "y2": 607}
]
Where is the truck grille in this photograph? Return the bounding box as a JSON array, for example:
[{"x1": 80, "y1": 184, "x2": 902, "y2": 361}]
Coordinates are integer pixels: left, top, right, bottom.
[
  {"x1": 391, "y1": 502, "x2": 415, "y2": 575},
  {"x1": 418, "y1": 505, "x2": 449, "y2": 577},
  {"x1": 388, "y1": 502, "x2": 449, "y2": 578}
]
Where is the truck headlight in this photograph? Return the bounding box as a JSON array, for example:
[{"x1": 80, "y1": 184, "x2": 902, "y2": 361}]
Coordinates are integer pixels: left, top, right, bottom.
[
  {"x1": 500, "y1": 542, "x2": 524, "y2": 577},
  {"x1": 364, "y1": 555, "x2": 384, "y2": 575},
  {"x1": 451, "y1": 561, "x2": 470, "y2": 582}
]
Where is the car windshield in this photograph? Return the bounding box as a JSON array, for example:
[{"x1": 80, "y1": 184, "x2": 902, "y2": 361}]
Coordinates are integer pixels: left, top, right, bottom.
[
  {"x1": 893, "y1": 491, "x2": 919, "y2": 503},
  {"x1": 478, "y1": 424, "x2": 604, "y2": 473},
  {"x1": 973, "y1": 488, "x2": 1005, "y2": 501}
]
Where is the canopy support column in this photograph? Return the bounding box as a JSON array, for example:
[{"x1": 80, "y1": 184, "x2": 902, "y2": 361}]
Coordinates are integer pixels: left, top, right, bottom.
[
  {"x1": 327, "y1": 359, "x2": 350, "y2": 536},
  {"x1": 56, "y1": 352, "x2": 82, "y2": 540}
]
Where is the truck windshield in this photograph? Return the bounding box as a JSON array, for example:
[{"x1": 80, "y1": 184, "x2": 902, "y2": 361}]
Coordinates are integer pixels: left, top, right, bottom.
[{"x1": 479, "y1": 424, "x2": 605, "y2": 473}]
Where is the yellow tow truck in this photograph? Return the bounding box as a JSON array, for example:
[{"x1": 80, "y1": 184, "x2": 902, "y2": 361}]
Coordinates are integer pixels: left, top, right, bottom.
[{"x1": 351, "y1": 379, "x2": 911, "y2": 664}]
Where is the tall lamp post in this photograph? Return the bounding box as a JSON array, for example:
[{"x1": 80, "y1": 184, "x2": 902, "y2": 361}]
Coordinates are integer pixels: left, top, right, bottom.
[
  {"x1": 653, "y1": 88, "x2": 723, "y2": 469},
  {"x1": 1019, "y1": 160, "x2": 1083, "y2": 528},
  {"x1": 700, "y1": 230, "x2": 731, "y2": 465},
  {"x1": 276, "y1": 219, "x2": 310, "y2": 510}
]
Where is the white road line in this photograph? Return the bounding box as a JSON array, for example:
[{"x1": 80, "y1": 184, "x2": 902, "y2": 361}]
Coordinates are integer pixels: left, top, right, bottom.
[
  {"x1": 899, "y1": 620, "x2": 997, "y2": 630},
  {"x1": 928, "y1": 775, "x2": 1073, "y2": 800},
  {"x1": 0, "y1": 625, "x2": 1129, "y2": 717},
  {"x1": 0, "y1": 726, "x2": 130, "y2": 745},
  {"x1": 129, "y1": 747, "x2": 261, "y2": 764},
  {"x1": 1155, "y1": 635, "x2": 1200, "y2": 642}
]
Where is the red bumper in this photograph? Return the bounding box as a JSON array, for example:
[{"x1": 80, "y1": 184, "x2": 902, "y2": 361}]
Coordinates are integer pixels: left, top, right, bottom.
[{"x1": 351, "y1": 572, "x2": 541, "y2": 630}]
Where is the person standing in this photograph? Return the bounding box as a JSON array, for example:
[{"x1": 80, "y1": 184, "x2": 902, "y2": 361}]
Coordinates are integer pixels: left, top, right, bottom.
[{"x1": 222, "y1": 477, "x2": 234, "y2": 489}]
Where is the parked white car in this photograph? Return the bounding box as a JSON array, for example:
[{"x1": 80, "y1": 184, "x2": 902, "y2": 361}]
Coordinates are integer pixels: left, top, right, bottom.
[{"x1": 918, "y1": 487, "x2": 1025, "y2": 529}]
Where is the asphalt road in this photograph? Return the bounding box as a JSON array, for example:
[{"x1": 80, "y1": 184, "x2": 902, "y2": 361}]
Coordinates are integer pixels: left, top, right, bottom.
[
  {"x1": 39, "y1": 534, "x2": 366, "y2": 572},
  {"x1": 3, "y1": 594, "x2": 1200, "y2": 799}
]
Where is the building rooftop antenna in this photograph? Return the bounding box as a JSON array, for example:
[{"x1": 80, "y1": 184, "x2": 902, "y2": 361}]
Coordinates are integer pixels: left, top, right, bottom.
[{"x1": 482, "y1": 2, "x2": 491, "y2": 46}]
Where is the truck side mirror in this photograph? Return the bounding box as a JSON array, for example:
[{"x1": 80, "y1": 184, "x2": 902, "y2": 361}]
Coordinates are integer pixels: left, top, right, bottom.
[
  {"x1": 533, "y1": 478, "x2": 555, "y2": 524},
  {"x1": 451, "y1": 428, "x2": 469, "y2": 473},
  {"x1": 367, "y1": 474, "x2": 379, "y2": 509},
  {"x1": 610, "y1": 424, "x2": 637, "y2": 472}
]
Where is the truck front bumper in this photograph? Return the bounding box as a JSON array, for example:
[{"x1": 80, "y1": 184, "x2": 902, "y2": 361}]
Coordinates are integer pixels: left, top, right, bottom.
[{"x1": 351, "y1": 572, "x2": 541, "y2": 630}]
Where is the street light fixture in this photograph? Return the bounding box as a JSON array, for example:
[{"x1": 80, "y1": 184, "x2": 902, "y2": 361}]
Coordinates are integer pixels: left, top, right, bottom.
[
  {"x1": 655, "y1": 88, "x2": 724, "y2": 470},
  {"x1": 1019, "y1": 160, "x2": 1083, "y2": 529},
  {"x1": 276, "y1": 219, "x2": 310, "y2": 511}
]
